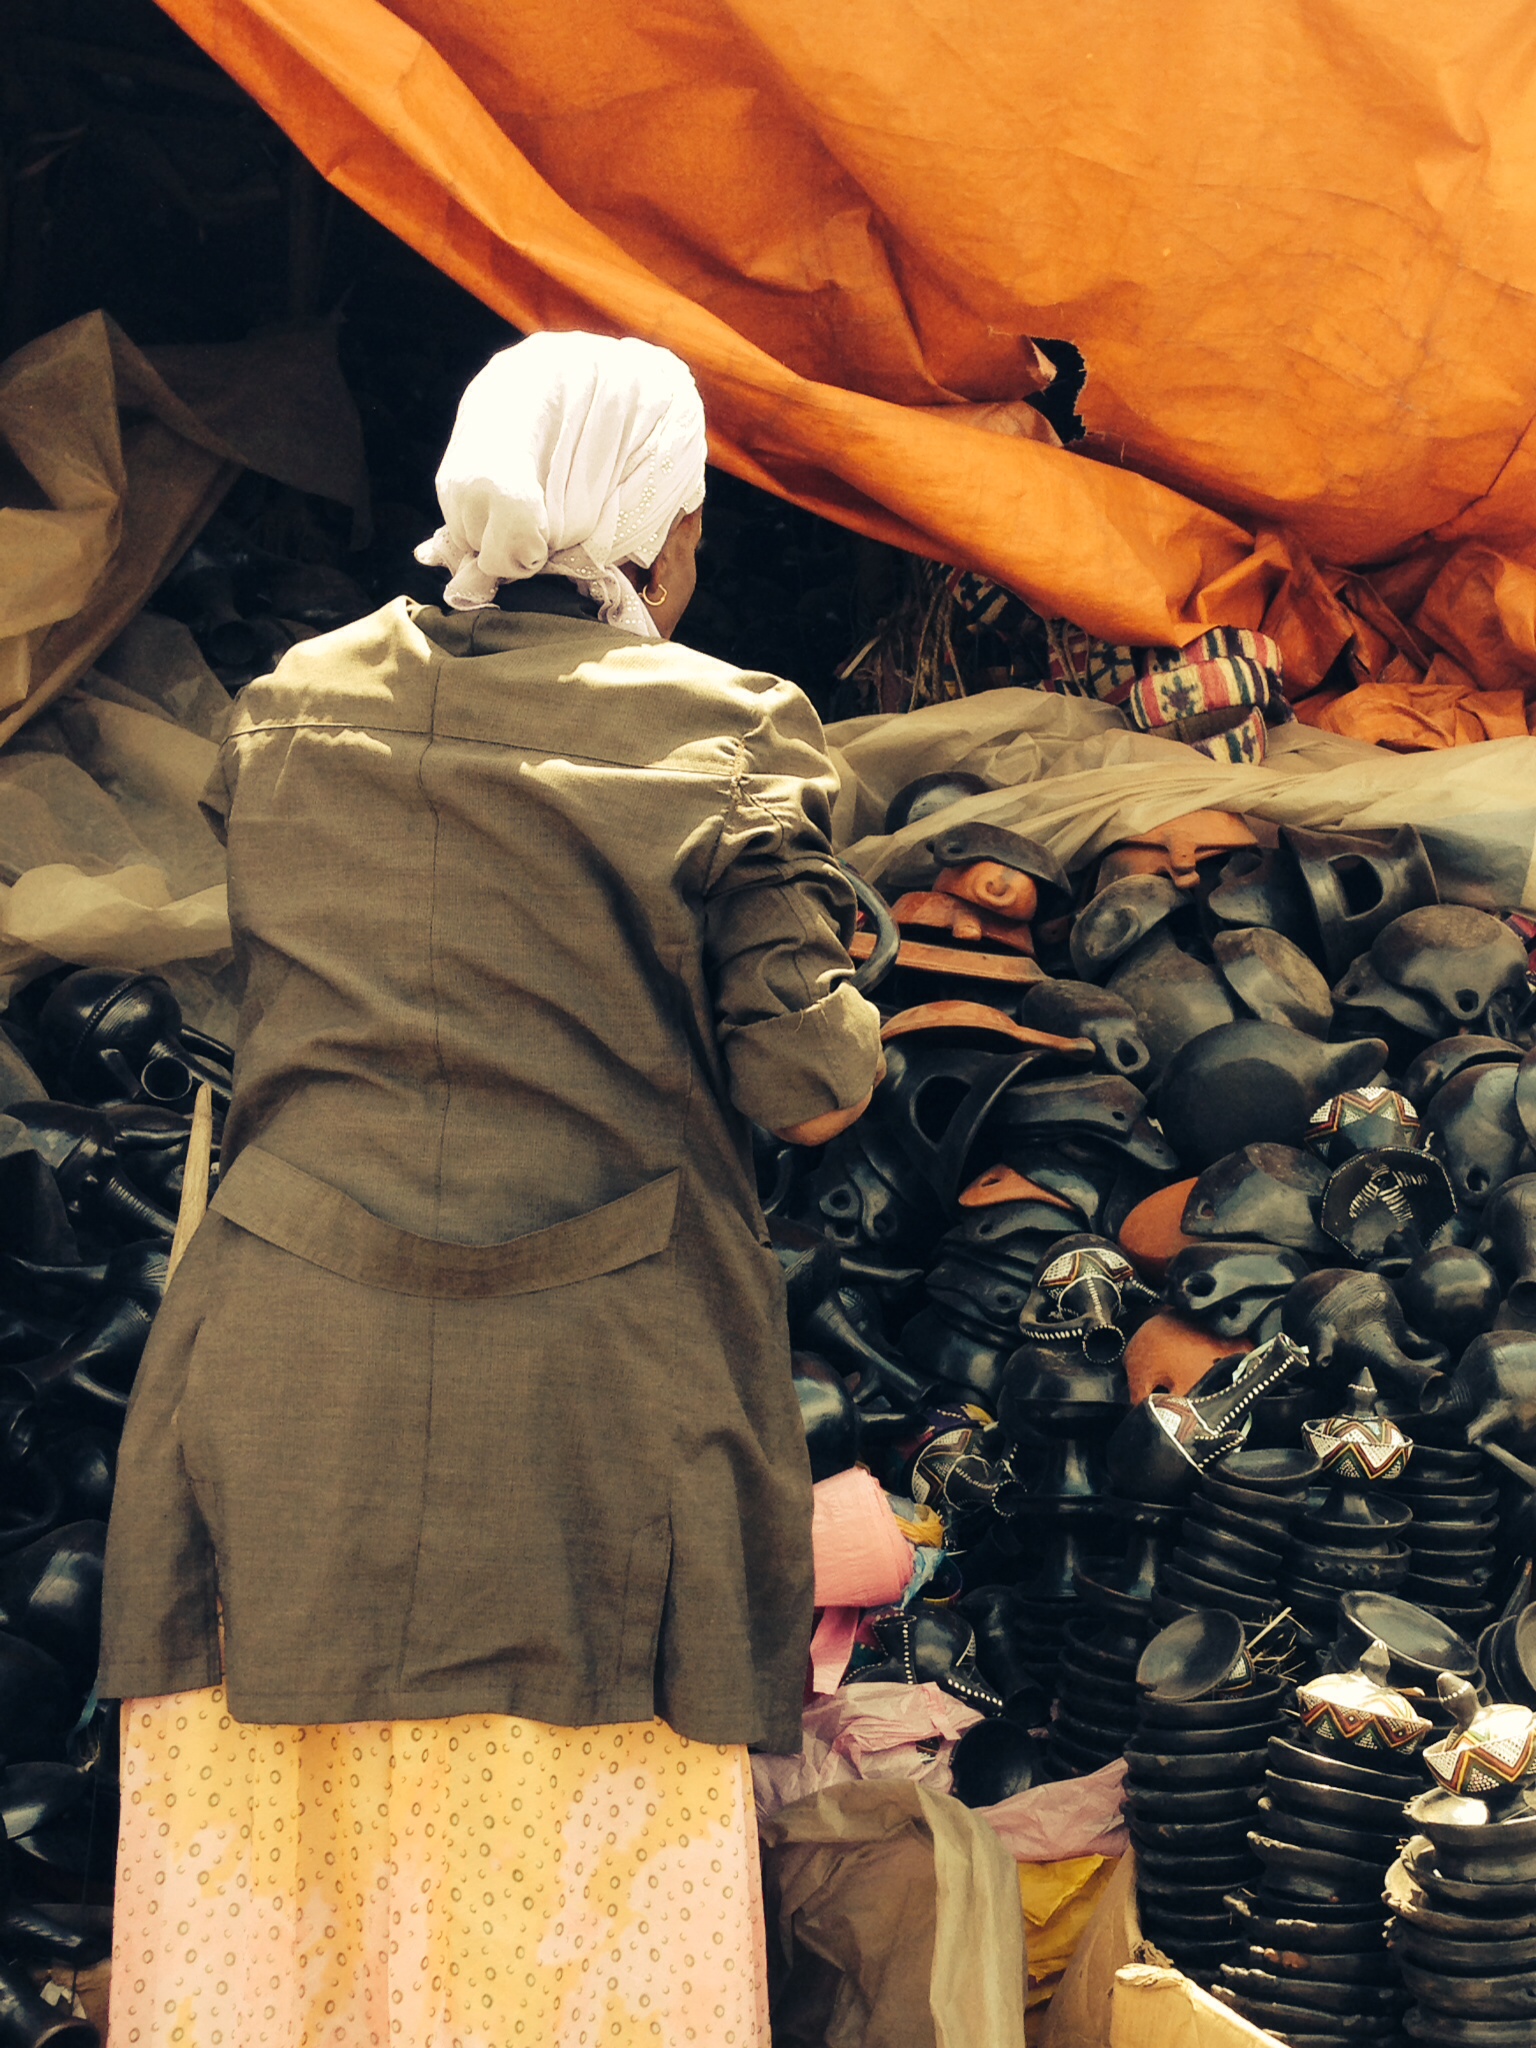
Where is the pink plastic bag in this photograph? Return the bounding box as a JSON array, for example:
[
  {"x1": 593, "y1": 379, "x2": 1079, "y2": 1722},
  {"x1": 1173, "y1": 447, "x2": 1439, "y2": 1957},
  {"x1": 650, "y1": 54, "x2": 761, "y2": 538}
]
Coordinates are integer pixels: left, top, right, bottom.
[{"x1": 752, "y1": 1681, "x2": 982, "y2": 1820}]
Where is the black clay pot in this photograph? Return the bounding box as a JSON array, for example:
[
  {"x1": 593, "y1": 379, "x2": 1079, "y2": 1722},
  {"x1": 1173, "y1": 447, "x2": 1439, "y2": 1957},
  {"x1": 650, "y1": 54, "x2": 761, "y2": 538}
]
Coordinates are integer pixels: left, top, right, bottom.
[
  {"x1": 1265, "y1": 1770, "x2": 1407, "y2": 1831},
  {"x1": 5, "y1": 1102, "x2": 181, "y2": 1243},
  {"x1": 1159, "y1": 1024, "x2": 1390, "y2": 1172},
  {"x1": 1334, "y1": 1591, "x2": 1479, "y2": 1684},
  {"x1": 0, "y1": 1524, "x2": 105, "y2": 1685},
  {"x1": 1124, "y1": 1745, "x2": 1271, "y2": 1788},
  {"x1": 1423, "y1": 1062, "x2": 1528, "y2": 1209},
  {"x1": 1204, "y1": 844, "x2": 1316, "y2": 947},
  {"x1": 1281, "y1": 822, "x2": 1438, "y2": 979},
  {"x1": 1182, "y1": 1145, "x2": 1332, "y2": 1255},
  {"x1": 842, "y1": 1608, "x2": 1004, "y2": 1714},
  {"x1": 1397, "y1": 1245, "x2": 1501, "y2": 1354},
  {"x1": 1106, "y1": 926, "x2": 1242, "y2": 1080},
  {"x1": 982, "y1": 1074, "x2": 1178, "y2": 1175},
  {"x1": 1408, "y1": 1035, "x2": 1522, "y2": 1111},
  {"x1": 1070, "y1": 876, "x2": 1185, "y2": 978},
  {"x1": 948, "y1": 1717, "x2": 1040, "y2": 1807},
  {"x1": 23, "y1": 1244, "x2": 169, "y2": 1422},
  {"x1": 37, "y1": 965, "x2": 233, "y2": 1115},
  {"x1": 792, "y1": 1354, "x2": 862, "y2": 1479},
  {"x1": 1372, "y1": 906, "x2": 1528, "y2": 1031},
  {"x1": 1166, "y1": 1242, "x2": 1311, "y2": 1339},
  {"x1": 1425, "y1": 1328, "x2": 1536, "y2": 1455},
  {"x1": 1212, "y1": 926, "x2": 1334, "y2": 1036},
  {"x1": 1477, "y1": 1175, "x2": 1536, "y2": 1323},
  {"x1": 883, "y1": 770, "x2": 992, "y2": 834},
  {"x1": 1282, "y1": 1269, "x2": 1447, "y2": 1405},
  {"x1": 1019, "y1": 980, "x2": 1152, "y2": 1079},
  {"x1": 0, "y1": 1904, "x2": 112, "y2": 1970}
]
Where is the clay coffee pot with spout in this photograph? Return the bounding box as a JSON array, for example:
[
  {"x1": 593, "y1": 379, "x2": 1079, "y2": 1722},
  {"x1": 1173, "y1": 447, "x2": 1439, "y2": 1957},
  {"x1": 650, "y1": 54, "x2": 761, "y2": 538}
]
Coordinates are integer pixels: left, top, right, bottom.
[
  {"x1": 38, "y1": 966, "x2": 233, "y2": 1117},
  {"x1": 1019, "y1": 979, "x2": 1152, "y2": 1079},
  {"x1": 22, "y1": 1242, "x2": 170, "y2": 1423},
  {"x1": 4, "y1": 1102, "x2": 181, "y2": 1244},
  {"x1": 1423, "y1": 1329, "x2": 1536, "y2": 1458},
  {"x1": 1182, "y1": 1144, "x2": 1332, "y2": 1255},
  {"x1": 1281, "y1": 1270, "x2": 1448, "y2": 1407},
  {"x1": 1158, "y1": 1022, "x2": 1390, "y2": 1171},
  {"x1": 1211, "y1": 925, "x2": 1334, "y2": 1036},
  {"x1": 1476, "y1": 1176, "x2": 1536, "y2": 1326},
  {"x1": 1369, "y1": 906, "x2": 1528, "y2": 1035},
  {"x1": 1422, "y1": 1061, "x2": 1529, "y2": 1209},
  {"x1": 1396, "y1": 1244, "x2": 1501, "y2": 1355},
  {"x1": 1105, "y1": 923, "x2": 1242, "y2": 1078},
  {"x1": 1105, "y1": 1333, "x2": 1310, "y2": 1507}
]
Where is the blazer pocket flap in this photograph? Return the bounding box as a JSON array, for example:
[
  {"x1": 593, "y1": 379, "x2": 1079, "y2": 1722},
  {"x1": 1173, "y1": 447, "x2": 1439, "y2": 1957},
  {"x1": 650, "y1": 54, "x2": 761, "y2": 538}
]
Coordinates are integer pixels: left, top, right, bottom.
[{"x1": 211, "y1": 1147, "x2": 680, "y2": 1299}]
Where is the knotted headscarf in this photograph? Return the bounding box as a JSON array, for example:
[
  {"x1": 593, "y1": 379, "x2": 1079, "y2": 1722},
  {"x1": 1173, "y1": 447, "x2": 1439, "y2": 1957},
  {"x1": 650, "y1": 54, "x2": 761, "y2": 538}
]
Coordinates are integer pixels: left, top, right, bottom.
[{"x1": 414, "y1": 331, "x2": 707, "y2": 640}]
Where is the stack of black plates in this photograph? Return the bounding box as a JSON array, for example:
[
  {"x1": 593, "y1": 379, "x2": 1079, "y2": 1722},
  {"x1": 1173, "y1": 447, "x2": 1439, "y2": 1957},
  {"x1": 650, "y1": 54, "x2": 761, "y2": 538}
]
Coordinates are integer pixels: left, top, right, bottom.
[
  {"x1": 1158, "y1": 1449, "x2": 1317, "y2": 1668},
  {"x1": 1479, "y1": 1606, "x2": 1536, "y2": 1710},
  {"x1": 1395, "y1": 1443, "x2": 1499, "y2": 1640},
  {"x1": 1045, "y1": 1613, "x2": 1146, "y2": 1779},
  {"x1": 1213, "y1": 1732, "x2": 1417, "y2": 2044},
  {"x1": 1127, "y1": 1612, "x2": 1285, "y2": 1983},
  {"x1": 1388, "y1": 1799, "x2": 1536, "y2": 2048}
]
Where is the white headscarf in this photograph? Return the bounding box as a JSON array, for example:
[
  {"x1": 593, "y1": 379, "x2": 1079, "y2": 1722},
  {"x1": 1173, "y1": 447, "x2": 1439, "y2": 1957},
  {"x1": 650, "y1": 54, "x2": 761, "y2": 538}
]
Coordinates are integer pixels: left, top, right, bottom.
[{"x1": 414, "y1": 331, "x2": 707, "y2": 640}]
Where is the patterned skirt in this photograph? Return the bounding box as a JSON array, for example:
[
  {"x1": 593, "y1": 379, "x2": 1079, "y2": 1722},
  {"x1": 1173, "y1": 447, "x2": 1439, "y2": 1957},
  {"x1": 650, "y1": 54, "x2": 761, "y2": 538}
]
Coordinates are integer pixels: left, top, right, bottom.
[{"x1": 110, "y1": 1689, "x2": 770, "y2": 2048}]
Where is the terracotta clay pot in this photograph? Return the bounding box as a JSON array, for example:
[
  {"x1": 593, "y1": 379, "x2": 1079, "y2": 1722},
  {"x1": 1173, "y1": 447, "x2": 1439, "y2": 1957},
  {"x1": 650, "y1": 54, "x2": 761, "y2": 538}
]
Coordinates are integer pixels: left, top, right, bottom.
[{"x1": 1125, "y1": 1310, "x2": 1252, "y2": 1404}]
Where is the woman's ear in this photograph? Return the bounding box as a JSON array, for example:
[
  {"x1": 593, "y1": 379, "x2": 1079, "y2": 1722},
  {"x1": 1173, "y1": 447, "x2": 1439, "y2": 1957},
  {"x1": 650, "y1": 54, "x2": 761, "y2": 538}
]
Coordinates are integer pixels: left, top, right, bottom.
[{"x1": 641, "y1": 508, "x2": 703, "y2": 638}]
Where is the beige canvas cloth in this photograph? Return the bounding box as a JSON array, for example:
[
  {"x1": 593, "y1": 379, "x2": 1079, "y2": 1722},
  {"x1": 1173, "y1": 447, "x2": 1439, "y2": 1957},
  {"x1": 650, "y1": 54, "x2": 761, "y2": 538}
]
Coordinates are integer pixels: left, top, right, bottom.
[{"x1": 829, "y1": 692, "x2": 1536, "y2": 908}]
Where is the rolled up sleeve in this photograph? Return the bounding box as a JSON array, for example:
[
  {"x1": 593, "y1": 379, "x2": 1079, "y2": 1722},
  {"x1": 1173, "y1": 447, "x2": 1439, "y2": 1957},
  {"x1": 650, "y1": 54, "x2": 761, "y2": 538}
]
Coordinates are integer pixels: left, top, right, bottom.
[{"x1": 703, "y1": 691, "x2": 884, "y2": 1132}]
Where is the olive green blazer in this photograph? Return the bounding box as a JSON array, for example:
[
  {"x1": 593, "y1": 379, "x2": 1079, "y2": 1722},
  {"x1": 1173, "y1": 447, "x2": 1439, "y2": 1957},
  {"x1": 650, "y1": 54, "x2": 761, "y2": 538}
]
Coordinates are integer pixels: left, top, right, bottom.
[{"x1": 99, "y1": 591, "x2": 881, "y2": 1751}]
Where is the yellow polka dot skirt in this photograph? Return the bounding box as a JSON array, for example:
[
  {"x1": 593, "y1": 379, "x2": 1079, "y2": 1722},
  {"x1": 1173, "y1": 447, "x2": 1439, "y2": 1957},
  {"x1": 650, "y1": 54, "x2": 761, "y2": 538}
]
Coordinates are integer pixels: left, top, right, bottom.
[{"x1": 111, "y1": 1688, "x2": 770, "y2": 2047}]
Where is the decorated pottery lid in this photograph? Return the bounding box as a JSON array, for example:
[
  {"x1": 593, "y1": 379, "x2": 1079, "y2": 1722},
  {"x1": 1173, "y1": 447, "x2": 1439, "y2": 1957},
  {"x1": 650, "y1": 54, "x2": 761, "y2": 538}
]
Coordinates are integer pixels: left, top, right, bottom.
[
  {"x1": 1302, "y1": 1372, "x2": 1412, "y2": 1485},
  {"x1": 1424, "y1": 1674, "x2": 1536, "y2": 1803},
  {"x1": 1297, "y1": 1640, "x2": 1434, "y2": 1757}
]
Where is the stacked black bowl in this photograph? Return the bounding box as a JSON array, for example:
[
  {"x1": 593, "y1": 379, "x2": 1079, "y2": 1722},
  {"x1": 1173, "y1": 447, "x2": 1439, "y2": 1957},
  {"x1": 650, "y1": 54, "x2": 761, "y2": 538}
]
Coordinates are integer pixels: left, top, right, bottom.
[
  {"x1": 1158, "y1": 1447, "x2": 1317, "y2": 1671},
  {"x1": 1126, "y1": 1611, "x2": 1285, "y2": 1983},
  {"x1": 1394, "y1": 1437, "x2": 1500, "y2": 1643},
  {"x1": 1215, "y1": 1643, "x2": 1422, "y2": 2045},
  {"x1": 1390, "y1": 1774, "x2": 1536, "y2": 2048},
  {"x1": 1045, "y1": 1499, "x2": 1178, "y2": 1778}
]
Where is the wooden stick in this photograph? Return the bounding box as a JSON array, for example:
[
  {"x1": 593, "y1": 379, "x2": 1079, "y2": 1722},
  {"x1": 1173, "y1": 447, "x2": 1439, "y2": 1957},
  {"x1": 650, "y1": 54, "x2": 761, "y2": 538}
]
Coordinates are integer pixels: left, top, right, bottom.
[{"x1": 167, "y1": 1084, "x2": 215, "y2": 1282}]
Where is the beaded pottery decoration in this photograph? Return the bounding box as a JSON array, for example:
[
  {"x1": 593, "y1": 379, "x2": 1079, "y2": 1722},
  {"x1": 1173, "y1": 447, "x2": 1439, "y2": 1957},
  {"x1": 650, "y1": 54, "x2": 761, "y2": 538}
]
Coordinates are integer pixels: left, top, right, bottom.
[{"x1": 1425, "y1": 1676, "x2": 1536, "y2": 1801}]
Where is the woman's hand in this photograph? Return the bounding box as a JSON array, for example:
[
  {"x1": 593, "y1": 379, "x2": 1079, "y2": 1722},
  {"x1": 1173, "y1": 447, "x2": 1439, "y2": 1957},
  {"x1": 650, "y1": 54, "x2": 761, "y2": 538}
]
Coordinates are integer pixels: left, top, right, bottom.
[{"x1": 773, "y1": 1052, "x2": 886, "y2": 1147}]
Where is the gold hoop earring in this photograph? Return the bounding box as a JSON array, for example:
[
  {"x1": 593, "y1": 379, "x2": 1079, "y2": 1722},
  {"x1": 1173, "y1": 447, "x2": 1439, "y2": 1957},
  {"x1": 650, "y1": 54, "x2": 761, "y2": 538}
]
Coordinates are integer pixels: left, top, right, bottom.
[{"x1": 642, "y1": 582, "x2": 668, "y2": 608}]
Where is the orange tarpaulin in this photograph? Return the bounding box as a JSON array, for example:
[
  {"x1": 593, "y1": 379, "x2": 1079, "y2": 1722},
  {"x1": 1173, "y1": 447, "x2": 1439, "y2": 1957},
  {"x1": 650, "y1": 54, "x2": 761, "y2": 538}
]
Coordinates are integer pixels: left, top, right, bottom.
[{"x1": 158, "y1": 0, "x2": 1536, "y2": 705}]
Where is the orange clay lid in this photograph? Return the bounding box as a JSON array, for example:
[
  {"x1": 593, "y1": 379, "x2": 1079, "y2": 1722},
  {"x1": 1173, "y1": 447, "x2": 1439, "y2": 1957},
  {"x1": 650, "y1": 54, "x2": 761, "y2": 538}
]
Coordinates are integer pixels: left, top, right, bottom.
[
  {"x1": 957, "y1": 1163, "x2": 1078, "y2": 1212},
  {"x1": 889, "y1": 889, "x2": 1036, "y2": 954}
]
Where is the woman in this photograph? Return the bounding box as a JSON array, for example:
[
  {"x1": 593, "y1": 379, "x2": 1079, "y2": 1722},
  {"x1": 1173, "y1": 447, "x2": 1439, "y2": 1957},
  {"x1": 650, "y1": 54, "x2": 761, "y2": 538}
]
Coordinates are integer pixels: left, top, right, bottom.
[{"x1": 100, "y1": 332, "x2": 884, "y2": 2046}]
